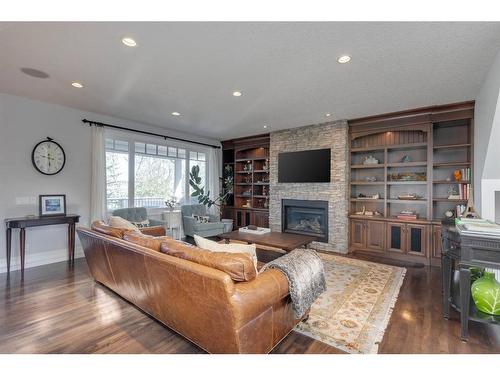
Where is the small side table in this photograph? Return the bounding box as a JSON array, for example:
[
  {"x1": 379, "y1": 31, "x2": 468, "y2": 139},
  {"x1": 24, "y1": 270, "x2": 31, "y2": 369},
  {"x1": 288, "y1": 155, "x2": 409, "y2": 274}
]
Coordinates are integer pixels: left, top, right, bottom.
[
  {"x1": 441, "y1": 222, "x2": 500, "y2": 341},
  {"x1": 5, "y1": 214, "x2": 80, "y2": 274},
  {"x1": 161, "y1": 210, "x2": 182, "y2": 240}
]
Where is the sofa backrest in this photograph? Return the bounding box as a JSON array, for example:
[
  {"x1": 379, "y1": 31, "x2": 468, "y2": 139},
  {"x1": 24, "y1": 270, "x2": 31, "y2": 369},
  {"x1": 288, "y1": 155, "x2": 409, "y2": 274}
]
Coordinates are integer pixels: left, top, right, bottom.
[{"x1": 181, "y1": 204, "x2": 206, "y2": 217}]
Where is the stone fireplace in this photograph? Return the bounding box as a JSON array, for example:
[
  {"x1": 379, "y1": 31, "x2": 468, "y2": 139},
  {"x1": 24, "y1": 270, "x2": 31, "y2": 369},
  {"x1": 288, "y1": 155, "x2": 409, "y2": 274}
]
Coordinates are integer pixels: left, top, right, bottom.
[
  {"x1": 282, "y1": 199, "x2": 329, "y2": 242},
  {"x1": 269, "y1": 120, "x2": 349, "y2": 254}
]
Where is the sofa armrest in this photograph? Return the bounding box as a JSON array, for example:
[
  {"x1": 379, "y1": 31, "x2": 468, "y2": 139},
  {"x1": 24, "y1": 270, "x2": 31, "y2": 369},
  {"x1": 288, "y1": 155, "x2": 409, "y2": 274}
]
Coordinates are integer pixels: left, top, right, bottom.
[
  {"x1": 183, "y1": 215, "x2": 196, "y2": 236},
  {"x1": 140, "y1": 226, "x2": 166, "y2": 237},
  {"x1": 231, "y1": 268, "x2": 290, "y2": 326}
]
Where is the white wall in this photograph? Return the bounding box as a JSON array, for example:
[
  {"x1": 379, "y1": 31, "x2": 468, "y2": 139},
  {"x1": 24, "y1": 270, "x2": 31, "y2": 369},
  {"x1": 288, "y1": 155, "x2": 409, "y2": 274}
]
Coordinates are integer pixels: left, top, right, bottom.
[
  {"x1": 0, "y1": 93, "x2": 219, "y2": 273},
  {"x1": 474, "y1": 49, "x2": 500, "y2": 215}
]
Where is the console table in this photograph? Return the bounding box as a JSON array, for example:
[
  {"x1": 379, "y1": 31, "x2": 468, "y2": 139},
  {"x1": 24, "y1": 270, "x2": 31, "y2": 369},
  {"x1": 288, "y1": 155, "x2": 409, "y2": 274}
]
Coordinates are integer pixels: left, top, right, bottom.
[
  {"x1": 5, "y1": 214, "x2": 80, "y2": 274},
  {"x1": 441, "y1": 222, "x2": 500, "y2": 341}
]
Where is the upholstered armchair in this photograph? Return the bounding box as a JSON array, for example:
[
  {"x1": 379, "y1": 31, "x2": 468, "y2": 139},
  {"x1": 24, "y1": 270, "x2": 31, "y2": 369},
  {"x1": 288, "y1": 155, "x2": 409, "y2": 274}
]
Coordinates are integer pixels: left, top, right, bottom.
[
  {"x1": 112, "y1": 207, "x2": 166, "y2": 227},
  {"x1": 181, "y1": 204, "x2": 225, "y2": 238}
]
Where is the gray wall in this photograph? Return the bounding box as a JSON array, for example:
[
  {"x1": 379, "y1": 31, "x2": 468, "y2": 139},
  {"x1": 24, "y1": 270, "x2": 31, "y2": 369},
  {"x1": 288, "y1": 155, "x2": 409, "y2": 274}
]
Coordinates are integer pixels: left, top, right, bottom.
[
  {"x1": 474, "y1": 49, "x2": 500, "y2": 214},
  {"x1": 0, "y1": 93, "x2": 218, "y2": 273}
]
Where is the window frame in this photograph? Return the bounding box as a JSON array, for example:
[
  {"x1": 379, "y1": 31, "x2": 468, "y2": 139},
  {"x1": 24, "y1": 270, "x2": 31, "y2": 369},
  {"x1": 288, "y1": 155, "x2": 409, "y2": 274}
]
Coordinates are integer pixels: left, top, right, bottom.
[{"x1": 105, "y1": 129, "x2": 209, "y2": 211}]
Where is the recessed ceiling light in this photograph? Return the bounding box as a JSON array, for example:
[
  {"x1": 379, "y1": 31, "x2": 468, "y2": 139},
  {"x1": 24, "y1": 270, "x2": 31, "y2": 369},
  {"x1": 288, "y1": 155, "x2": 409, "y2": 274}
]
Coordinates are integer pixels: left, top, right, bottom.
[
  {"x1": 122, "y1": 37, "x2": 137, "y2": 47},
  {"x1": 325, "y1": 113, "x2": 331, "y2": 117},
  {"x1": 171, "y1": 112, "x2": 180, "y2": 116},
  {"x1": 20, "y1": 67, "x2": 50, "y2": 79},
  {"x1": 263, "y1": 124, "x2": 268, "y2": 129},
  {"x1": 232, "y1": 91, "x2": 242, "y2": 97},
  {"x1": 71, "y1": 82, "x2": 83, "y2": 88},
  {"x1": 337, "y1": 55, "x2": 351, "y2": 64}
]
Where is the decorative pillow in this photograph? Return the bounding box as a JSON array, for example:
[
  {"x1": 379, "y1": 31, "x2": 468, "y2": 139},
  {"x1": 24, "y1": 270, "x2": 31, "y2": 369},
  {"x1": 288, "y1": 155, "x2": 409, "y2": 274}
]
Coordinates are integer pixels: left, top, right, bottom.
[
  {"x1": 160, "y1": 238, "x2": 256, "y2": 282},
  {"x1": 192, "y1": 214, "x2": 210, "y2": 223},
  {"x1": 108, "y1": 216, "x2": 140, "y2": 231},
  {"x1": 194, "y1": 234, "x2": 258, "y2": 273},
  {"x1": 91, "y1": 220, "x2": 125, "y2": 238},
  {"x1": 122, "y1": 231, "x2": 171, "y2": 252},
  {"x1": 130, "y1": 219, "x2": 150, "y2": 228}
]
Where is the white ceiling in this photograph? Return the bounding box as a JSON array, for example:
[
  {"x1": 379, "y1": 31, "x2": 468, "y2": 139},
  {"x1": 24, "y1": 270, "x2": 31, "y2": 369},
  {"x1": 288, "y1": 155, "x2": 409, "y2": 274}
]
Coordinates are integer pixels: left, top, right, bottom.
[{"x1": 1, "y1": 22, "x2": 500, "y2": 140}]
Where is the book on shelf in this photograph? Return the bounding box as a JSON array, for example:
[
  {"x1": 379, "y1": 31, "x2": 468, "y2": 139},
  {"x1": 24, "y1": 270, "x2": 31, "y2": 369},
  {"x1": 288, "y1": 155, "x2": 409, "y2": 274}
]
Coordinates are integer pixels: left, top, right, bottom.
[{"x1": 396, "y1": 215, "x2": 418, "y2": 220}]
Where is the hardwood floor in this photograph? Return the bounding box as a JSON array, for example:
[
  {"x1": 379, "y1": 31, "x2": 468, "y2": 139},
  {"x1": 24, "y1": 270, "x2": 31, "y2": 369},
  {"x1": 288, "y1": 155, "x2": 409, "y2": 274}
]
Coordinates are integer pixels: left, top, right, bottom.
[{"x1": 1, "y1": 257, "x2": 499, "y2": 354}]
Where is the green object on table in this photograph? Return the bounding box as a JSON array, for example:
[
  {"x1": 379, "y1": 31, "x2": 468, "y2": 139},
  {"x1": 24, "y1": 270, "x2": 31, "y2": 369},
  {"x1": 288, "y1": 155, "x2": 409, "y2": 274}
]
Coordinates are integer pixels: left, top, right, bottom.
[{"x1": 471, "y1": 271, "x2": 500, "y2": 316}]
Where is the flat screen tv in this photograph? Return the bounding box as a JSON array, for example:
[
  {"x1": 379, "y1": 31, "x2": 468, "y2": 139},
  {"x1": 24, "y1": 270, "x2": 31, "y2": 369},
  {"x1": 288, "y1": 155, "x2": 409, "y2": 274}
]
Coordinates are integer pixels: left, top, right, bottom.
[{"x1": 278, "y1": 148, "x2": 331, "y2": 183}]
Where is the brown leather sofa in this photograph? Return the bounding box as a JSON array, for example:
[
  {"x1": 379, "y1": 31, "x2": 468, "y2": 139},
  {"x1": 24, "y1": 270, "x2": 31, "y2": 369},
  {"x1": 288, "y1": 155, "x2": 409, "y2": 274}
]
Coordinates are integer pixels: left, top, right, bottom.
[{"x1": 77, "y1": 222, "x2": 303, "y2": 353}]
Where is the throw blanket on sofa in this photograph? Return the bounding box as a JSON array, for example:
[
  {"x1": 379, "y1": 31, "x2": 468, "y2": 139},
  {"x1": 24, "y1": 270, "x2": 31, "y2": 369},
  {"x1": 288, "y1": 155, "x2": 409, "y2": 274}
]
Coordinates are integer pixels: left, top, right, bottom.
[{"x1": 261, "y1": 249, "x2": 326, "y2": 318}]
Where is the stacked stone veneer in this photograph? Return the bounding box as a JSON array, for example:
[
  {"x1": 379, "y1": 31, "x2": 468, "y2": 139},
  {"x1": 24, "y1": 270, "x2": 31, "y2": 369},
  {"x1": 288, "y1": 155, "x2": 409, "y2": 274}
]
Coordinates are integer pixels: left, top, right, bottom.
[{"x1": 269, "y1": 120, "x2": 349, "y2": 253}]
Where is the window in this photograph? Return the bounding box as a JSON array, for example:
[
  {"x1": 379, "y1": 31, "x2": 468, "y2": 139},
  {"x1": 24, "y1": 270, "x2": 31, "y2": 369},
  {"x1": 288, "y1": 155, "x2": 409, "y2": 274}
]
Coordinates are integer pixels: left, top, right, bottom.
[
  {"x1": 105, "y1": 139, "x2": 129, "y2": 210},
  {"x1": 189, "y1": 151, "x2": 206, "y2": 203},
  {"x1": 105, "y1": 135, "x2": 208, "y2": 211}
]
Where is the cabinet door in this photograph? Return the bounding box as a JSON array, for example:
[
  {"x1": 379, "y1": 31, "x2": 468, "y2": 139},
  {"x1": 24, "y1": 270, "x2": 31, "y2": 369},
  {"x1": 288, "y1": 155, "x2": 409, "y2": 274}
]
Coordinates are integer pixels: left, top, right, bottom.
[
  {"x1": 406, "y1": 224, "x2": 428, "y2": 257},
  {"x1": 366, "y1": 220, "x2": 385, "y2": 252},
  {"x1": 244, "y1": 210, "x2": 252, "y2": 226},
  {"x1": 253, "y1": 211, "x2": 269, "y2": 228},
  {"x1": 350, "y1": 220, "x2": 366, "y2": 249},
  {"x1": 235, "y1": 210, "x2": 244, "y2": 228},
  {"x1": 387, "y1": 222, "x2": 405, "y2": 253},
  {"x1": 432, "y1": 225, "x2": 442, "y2": 258}
]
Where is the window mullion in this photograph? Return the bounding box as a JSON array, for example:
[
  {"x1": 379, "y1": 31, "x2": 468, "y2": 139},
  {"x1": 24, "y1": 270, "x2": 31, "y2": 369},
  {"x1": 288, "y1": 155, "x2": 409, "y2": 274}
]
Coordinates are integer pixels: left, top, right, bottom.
[{"x1": 129, "y1": 143, "x2": 135, "y2": 208}]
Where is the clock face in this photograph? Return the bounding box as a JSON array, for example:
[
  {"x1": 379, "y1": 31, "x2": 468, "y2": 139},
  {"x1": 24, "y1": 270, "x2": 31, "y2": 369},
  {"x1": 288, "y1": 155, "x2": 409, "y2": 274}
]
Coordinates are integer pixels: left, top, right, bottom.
[{"x1": 32, "y1": 139, "x2": 66, "y2": 175}]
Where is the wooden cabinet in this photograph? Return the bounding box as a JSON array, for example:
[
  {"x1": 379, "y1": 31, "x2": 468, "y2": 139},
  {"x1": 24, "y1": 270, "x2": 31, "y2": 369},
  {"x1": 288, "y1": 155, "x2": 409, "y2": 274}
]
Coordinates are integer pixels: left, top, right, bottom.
[
  {"x1": 350, "y1": 219, "x2": 385, "y2": 252},
  {"x1": 350, "y1": 219, "x2": 366, "y2": 249},
  {"x1": 235, "y1": 209, "x2": 252, "y2": 228},
  {"x1": 432, "y1": 224, "x2": 442, "y2": 258},
  {"x1": 387, "y1": 222, "x2": 405, "y2": 253},
  {"x1": 386, "y1": 221, "x2": 428, "y2": 257},
  {"x1": 253, "y1": 211, "x2": 269, "y2": 228},
  {"x1": 366, "y1": 220, "x2": 385, "y2": 251},
  {"x1": 406, "y1": 224, "x2": 427, "y2": 257}
]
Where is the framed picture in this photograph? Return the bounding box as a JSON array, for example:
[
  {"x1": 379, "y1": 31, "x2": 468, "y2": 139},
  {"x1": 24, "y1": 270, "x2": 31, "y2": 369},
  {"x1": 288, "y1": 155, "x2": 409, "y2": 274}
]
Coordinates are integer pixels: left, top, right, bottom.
[{"x1": 39, "y1": 194, "x2": 66, "y2": 217}]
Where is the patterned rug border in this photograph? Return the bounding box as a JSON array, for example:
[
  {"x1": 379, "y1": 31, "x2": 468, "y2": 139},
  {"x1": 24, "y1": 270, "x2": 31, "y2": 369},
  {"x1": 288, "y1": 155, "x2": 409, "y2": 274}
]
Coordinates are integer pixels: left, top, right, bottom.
[{"x1": 294, "y1": 253, "x2": 407, "y2": 354}]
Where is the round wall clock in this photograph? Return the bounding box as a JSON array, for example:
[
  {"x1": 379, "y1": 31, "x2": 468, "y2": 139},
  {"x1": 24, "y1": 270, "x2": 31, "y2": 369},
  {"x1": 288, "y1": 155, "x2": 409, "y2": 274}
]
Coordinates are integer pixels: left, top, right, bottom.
[{"x1": 32, "y1": 137, "x2": 66, "y2": 175}]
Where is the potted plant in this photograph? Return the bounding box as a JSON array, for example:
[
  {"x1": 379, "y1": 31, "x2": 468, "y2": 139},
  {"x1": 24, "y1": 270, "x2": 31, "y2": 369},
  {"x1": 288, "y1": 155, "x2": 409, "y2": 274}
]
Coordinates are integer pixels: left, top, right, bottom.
[{"x1": 189, "y1": 164, "x2": 234, "y2": 232}]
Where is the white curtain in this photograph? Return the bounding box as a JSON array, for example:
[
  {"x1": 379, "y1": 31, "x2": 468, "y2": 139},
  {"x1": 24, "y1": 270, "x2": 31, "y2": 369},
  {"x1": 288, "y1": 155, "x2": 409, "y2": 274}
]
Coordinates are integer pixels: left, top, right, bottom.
[
  {"x1": 207, "y1": 145, "x2": 222, "y2": 216},
  {"x1": 90, "y1": 125, "x2": 107, "y2": 223}
]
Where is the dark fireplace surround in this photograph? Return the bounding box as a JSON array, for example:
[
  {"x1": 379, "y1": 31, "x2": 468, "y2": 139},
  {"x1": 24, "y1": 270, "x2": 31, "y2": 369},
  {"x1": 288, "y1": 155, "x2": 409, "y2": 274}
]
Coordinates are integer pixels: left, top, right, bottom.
[{"x1": 281, "y1": 199, "x2": 329, "y2": 242}]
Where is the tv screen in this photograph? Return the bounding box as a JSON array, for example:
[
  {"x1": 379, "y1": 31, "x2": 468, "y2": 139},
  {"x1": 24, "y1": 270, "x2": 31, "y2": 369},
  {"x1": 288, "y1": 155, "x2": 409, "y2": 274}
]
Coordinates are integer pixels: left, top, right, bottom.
[{"x1": 278, "y1": 149, "x2": 331, "y2": 183}]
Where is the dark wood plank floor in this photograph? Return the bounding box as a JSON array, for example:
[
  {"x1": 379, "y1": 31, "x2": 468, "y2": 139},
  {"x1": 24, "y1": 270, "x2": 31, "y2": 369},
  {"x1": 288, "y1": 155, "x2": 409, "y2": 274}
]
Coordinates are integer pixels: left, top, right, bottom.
[{"x1": 1, "y1": 256, "x2": 499, "y2": 354}]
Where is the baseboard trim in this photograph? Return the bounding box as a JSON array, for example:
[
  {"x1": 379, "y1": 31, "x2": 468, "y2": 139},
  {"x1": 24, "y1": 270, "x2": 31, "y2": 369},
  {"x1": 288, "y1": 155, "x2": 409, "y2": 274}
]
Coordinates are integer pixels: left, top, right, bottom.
[{"x1": 0, "y1": 246, "x2": 84, "y2": 274}]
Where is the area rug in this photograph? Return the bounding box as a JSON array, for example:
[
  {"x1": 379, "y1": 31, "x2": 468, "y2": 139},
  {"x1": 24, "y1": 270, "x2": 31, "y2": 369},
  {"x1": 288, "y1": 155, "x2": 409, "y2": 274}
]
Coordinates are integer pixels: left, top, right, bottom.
[{"x1": 294, "y1": 253, "x2": 406, "y2": 354}]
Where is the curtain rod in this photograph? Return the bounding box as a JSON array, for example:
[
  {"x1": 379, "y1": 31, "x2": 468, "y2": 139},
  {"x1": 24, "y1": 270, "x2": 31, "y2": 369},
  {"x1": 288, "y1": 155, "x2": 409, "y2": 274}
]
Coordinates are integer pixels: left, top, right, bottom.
[{"x1": 81, "y1": 119, "x2": 221, "y2": 149}]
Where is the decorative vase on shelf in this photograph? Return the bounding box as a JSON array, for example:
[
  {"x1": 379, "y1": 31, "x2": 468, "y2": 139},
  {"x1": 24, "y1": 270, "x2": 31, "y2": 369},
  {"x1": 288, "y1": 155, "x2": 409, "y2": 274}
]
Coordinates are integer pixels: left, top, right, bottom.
[{"x1": 471, "y1": 271, "x2": 500, "y2": 316}]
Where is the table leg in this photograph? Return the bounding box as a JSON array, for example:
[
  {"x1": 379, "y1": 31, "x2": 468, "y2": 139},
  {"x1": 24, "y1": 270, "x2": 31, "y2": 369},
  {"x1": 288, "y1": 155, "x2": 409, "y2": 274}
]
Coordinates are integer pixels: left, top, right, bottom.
[
  {"x1": 6, "y1": 227, "x2": 11, "y2": 273},
  {"x1": 71, "y1": 223, "x2": 76, "y2": 263},
  {"x1": 442, "y1": 255, "x2": 452, "y2": 319},
  {"x1": 67, "y1": 223, "x2": 73, "y2": 264},
  {"x1": 68, "y1": 223, "x2": 76, "y2": 264},
  {"x1": 459, "y1": 266, "x2": 471, "y2": 341},
  {"x1": 20, "y1": 228, "x2": 26, "y2": 275}
]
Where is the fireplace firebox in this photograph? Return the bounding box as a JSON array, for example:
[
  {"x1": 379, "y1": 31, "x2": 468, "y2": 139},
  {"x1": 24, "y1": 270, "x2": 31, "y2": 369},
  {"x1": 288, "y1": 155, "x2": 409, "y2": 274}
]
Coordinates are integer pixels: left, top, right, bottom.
[{"x1": 282, "y1": 199, "x2": 328, "y2": 242}]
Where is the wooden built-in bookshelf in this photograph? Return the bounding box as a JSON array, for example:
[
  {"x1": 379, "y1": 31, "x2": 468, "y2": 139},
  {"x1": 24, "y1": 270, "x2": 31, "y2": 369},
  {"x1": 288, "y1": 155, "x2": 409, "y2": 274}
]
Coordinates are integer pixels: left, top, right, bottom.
[
  {"x1": 221, "y1": 134, "x2": 270, "y2": 229},
  {"x1": 348, "y1": 101, "x2": 474, "y2": 266}
]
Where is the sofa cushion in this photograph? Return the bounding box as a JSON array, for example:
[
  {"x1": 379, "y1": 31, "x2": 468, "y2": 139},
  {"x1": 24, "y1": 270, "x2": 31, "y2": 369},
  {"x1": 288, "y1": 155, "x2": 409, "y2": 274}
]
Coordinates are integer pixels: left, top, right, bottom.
[
  {"x1": 91, "y1": 221, "x2": 125, "y2": 238},
  {"x1": 194, "y1": 234, "x2": 258, "y2": 273},
  {"x1": 108, "y1": 216, "x2": 140, "y2": 231},
  {"x1": 122, "y1": 231, "x2": 171, "y2": 252},
  {"x1": 160, "y1": 239, "x2": 257, "y2": 282}
]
